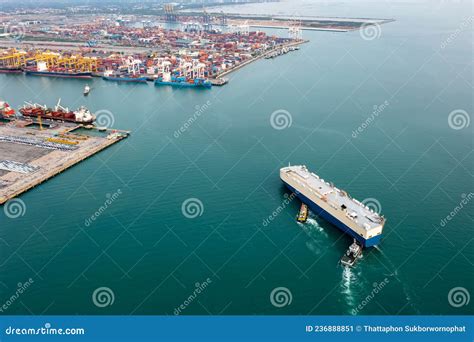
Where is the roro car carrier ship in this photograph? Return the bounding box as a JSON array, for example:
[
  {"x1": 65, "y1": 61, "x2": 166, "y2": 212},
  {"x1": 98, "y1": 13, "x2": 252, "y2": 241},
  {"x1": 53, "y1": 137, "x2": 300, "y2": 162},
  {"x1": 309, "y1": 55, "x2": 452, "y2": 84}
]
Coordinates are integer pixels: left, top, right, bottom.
[{"x1": 280, "y1": 165, "x2": 385, "y2": 248}]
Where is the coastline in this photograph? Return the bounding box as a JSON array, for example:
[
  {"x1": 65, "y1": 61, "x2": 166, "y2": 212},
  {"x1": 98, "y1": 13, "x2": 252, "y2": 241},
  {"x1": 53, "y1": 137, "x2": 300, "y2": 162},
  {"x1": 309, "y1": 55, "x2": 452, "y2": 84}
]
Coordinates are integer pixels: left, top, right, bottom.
[{"x1": 215, "y1": 39, "x2": 308, "y2": 79}]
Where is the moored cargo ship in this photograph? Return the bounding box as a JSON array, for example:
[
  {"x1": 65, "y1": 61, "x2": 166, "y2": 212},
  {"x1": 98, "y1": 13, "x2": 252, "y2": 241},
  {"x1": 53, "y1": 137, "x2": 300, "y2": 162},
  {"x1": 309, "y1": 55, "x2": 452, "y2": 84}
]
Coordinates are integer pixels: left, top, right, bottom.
[
  {"x1": 25, "y1": 69, "x2": 92, "y2": 79},
  {"x1": 154, "y1": 60, "x2": 212, "y2": 89},
  {"x1": 0, "y1": 67, "x2": 23, "y2": 74},
  {"x1": 102, "y1": 58, "x2": 147, "y2": 83},
  {"x1": 0, "y1": 101, "x2": 16, "y2": 117},
  {"x1": 280, "y1": 165, "x2": 385, "y2": 247},
  {"x1": 102, "y1": 74, "x2": 148, "y2": 83},
  {"x1": 154, "y1": 76, "x2": 212, "y2": 89},
  {"x1": 24, "y1": 61, "x2": 92, "y2": 79},
  {"x1": 19, "y1": 99, "x2": 95, "y2": 124}
]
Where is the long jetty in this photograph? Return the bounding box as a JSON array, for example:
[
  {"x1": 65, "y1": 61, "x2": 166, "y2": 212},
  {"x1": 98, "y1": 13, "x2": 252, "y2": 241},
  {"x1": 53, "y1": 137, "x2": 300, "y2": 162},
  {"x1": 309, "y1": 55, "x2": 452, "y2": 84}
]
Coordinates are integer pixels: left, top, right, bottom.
[{"x1": 0, "y1": 127, "x2": 129, "y2": 205}]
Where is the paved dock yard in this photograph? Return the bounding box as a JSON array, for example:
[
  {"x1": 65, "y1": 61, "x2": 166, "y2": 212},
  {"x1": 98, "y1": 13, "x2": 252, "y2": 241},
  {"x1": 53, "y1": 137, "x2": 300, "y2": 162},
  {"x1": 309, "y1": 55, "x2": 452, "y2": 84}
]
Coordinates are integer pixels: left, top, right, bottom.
[{"x1": 0, "y1": 121, "x2": 129, "y2": 205}]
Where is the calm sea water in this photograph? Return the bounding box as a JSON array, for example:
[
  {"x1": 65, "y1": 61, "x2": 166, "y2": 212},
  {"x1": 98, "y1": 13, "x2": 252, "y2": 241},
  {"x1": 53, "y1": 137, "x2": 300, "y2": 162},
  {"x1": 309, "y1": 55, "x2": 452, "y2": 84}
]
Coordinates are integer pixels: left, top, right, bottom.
[{"x1": 1, "y1": 0, "x2": 472, "y2": 315}]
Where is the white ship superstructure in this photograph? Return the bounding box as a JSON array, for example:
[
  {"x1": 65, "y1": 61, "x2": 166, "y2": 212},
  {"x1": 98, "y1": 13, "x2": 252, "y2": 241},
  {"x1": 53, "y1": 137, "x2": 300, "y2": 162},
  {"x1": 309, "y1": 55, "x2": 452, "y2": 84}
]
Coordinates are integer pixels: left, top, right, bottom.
[{"x1": 280, "y1": 165, "x2": 385, "y2": 247}]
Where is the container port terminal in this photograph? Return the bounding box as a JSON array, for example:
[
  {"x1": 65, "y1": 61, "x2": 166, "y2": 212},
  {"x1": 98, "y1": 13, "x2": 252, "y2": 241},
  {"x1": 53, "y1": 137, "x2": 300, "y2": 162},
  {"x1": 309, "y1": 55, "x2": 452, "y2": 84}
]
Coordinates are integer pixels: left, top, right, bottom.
[
  {"x1": 0, "y1": 10, "x2": 309, "y2": 87},
  {"x1": 0, "y1": 5, "x2": 393, "y2": 86},
  {"x1": 0, "y1": 37, "x2": 305, "y2": 87},
  {"x1": 0, "y1": 102, "x2": 129, "y2": 205}
]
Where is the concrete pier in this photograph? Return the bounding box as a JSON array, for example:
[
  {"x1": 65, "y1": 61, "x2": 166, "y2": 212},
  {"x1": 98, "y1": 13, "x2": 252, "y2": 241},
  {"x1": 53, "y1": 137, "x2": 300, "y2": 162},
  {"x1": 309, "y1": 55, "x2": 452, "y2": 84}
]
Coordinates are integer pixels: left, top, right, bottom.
[
  {"x1": 0, "y1": 121, "x2": 129, "y2": 205},
  {"x1": 215, "y1": 40, "x2": 307, "y2": 79}
]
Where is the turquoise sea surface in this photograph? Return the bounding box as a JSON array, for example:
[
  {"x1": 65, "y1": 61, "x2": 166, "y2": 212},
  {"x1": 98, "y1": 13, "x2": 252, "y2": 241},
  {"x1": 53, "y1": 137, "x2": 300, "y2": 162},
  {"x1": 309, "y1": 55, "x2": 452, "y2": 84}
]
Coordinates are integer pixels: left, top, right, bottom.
[{"x1": 0, "y1": 0, "x2": 472, "y2": 315}]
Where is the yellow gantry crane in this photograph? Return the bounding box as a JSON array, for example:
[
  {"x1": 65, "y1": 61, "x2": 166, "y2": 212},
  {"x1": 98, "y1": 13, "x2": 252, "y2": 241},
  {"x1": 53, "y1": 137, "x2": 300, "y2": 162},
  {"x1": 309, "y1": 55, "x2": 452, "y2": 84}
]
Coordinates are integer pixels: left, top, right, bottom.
[
  {"x1": 33, "y1": 51, "x2": 60, "y2": 68},
  {"x1": 0, "y1": 49, "x2": 27, "y2": 68},
  {"x1": 57, "y1": 55, "x2": 78, "y2": 70},
  {"x1": 77, "y1": 56, "x2": 98, "y2": 72},
  {"x1": 0, "y1": 48, "x2": 99, "y2": 72},
  {"x1": 40, "y1": 53, "x2": 98, "y2": 72}
]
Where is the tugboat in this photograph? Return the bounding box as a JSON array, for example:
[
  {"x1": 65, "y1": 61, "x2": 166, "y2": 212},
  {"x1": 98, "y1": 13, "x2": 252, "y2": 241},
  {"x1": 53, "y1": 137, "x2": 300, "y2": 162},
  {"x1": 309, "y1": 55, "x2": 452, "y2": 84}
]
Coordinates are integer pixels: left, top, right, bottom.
[
  {"x1": 296, "y1": 203, "x2": 308, "y2": 223},
  {"x1": 83, "y1": 85, "x2": 91, "y2": 96},
  {"x1": 341, "y1": 240, "x2": 363, "y2": 267}
]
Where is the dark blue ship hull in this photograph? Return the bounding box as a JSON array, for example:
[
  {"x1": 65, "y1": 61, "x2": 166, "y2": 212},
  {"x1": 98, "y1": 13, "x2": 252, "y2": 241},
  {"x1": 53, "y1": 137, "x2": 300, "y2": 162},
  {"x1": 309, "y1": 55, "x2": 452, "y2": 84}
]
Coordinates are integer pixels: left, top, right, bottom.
[
  {"x1": 25, "y1": 71, "x2": 92, "y2": 78},
  {"x1": 102, "y1": 76, "x2": 148, "y2": 83}
]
